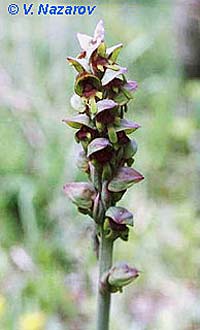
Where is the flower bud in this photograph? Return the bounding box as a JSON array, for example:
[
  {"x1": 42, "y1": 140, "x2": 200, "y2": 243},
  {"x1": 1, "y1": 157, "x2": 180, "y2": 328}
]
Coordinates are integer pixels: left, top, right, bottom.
[
  {"x1": 92, "y1": 193, "x2": 104, "y2": 223},
  {"x1": 77, "y1": 20, "x2": 104, "y2": 60},
  {"x1": 108, "y1": 263, "x2": 139, "y2": 292},
  {"x1": 108, "y1": 167, "x2": 144, "y2": 192},
  {"x1": 101, "y1": 181, "x2": 111, "y2": 210},
  {"x1": 105, "y1": 206, "x2": 133, "y2": 241},
  {"x1": 123, "y1": 139, "x2": 138, "y2": 159},
  {"x1": 77, "y1": 151, "x2": 89, "y2": 173},
  {"x1": 105, "y1": 206, "x2": 133, "y2": 226},
  {"x1": 63, "y1": 182, "x2": 96, "y2": 210}
]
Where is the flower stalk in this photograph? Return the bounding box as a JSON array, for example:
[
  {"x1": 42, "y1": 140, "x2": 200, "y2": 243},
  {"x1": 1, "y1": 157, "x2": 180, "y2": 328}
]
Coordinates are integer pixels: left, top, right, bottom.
[
  {"x1": 63, "y1": 20, "x2": 144, "y2": 330},
  {"x1": 97, "y1": 227, "x2": 113, "y2": 330}
]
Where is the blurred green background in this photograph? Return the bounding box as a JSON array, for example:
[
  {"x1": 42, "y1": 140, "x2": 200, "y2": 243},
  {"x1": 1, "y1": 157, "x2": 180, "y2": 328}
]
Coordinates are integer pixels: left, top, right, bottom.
[{"x1": 1, "y1": 1, "x2": 200, "y2": 329}]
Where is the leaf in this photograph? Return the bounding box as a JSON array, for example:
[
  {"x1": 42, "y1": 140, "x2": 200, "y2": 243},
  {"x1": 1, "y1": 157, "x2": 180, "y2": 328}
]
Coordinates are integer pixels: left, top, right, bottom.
[
  {"x1": 108, "y1": 167, "x2": 144, "y2": 192},
  {"x1": 102, "y1": 66, "x2": 128, "y2": 86},
  {"x1": 114, "y1": 119, "x2": 140, "y2": 134},
  {"x1": 105, "y1": 206, "x2": 133, "y2": 226},
  {"x1": 63, "y1": 182, "x2": 96, "y2": 209},
  {"x1": 87, "y1": 138, "x2": 111, "y2": 157}
]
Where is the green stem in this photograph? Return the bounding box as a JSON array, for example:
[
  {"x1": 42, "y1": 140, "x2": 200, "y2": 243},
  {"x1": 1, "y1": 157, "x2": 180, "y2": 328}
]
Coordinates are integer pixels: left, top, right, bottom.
[{"x1": 97, "y1": 227, "x2": 113, "y2": 330}]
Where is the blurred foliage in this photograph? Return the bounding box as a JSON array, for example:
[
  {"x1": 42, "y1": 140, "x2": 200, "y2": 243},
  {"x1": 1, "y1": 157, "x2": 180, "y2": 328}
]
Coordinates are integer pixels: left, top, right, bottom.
[{"x1": 0, "y1": 1, "x2": 200, "y2": 330}]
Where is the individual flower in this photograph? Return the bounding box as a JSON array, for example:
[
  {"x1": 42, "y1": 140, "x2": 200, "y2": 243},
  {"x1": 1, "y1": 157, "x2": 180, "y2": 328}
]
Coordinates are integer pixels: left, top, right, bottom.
[
  {"x1": 108, "y1": 263, "x2": 139, "y2": 292},
  {"x1": 87, "y1": 138, "x2": 113, "y2": 164},
  {"x1": 90, "y1": 50, "x2": 108, "y2": 76},
  {"x1": 77, "y1": 20, "x2": 105, "y2": 60},
  {"x1": 90, "y1": 42, "x2": 123, "y2": 76},
  {"x1": 108, "y1": 167, "x2": 144, "y2": 192},
  {"x1": 75, "y1": 126, "x2": 97, "y2": 143},
  {"x1": 105, "y1": 77, "x2": 138, "y2": 106},
  {"x1": 62, "y1": 114, "x2": 96, "y2": 144},
  {"x1": 75, "y1": 72, "x2": 102, "y2": 99},
  {"x1": 63, "y1": 182, "x2": 96, "y2": 210},
  {"x1": 104, "y1": 206, "x2": 134, "y2": 241},
  {"x1": 95, "y1": 99, "x2": 118, "y2": 125},
  {"x1": 106, "y1": 206, "x2": 133, "y2": 226}
]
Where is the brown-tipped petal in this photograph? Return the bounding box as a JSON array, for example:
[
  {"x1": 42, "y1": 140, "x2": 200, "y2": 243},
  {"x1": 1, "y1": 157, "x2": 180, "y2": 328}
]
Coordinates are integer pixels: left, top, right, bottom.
[
  {"x1": 114, "y1": 119, "x2": 141, "y2": 134},
  {"x1": 62, "y1": 114, "x2": 92, "y2": 129},
  {"x1": 108, "y1": 167, "x2": 144, "y2": 192},
  {"x1": 63, "y1": 182, "x2": 96, "y2": 209},
  {"x1": 102, "y1": 66, "x2": 128, "y2": 86},
  {"x1": 67, "y1": 57, "x2": 90, "y2": 73},
  {"x1": 106, "y1": 206, "x2": 133, "y2": 226},
  {"x1": 108, "y1": 263, "x2": 139, "y2": 288},
  {"x1": 87, "y1": 138, "x2": 111, "y2": 158}
]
